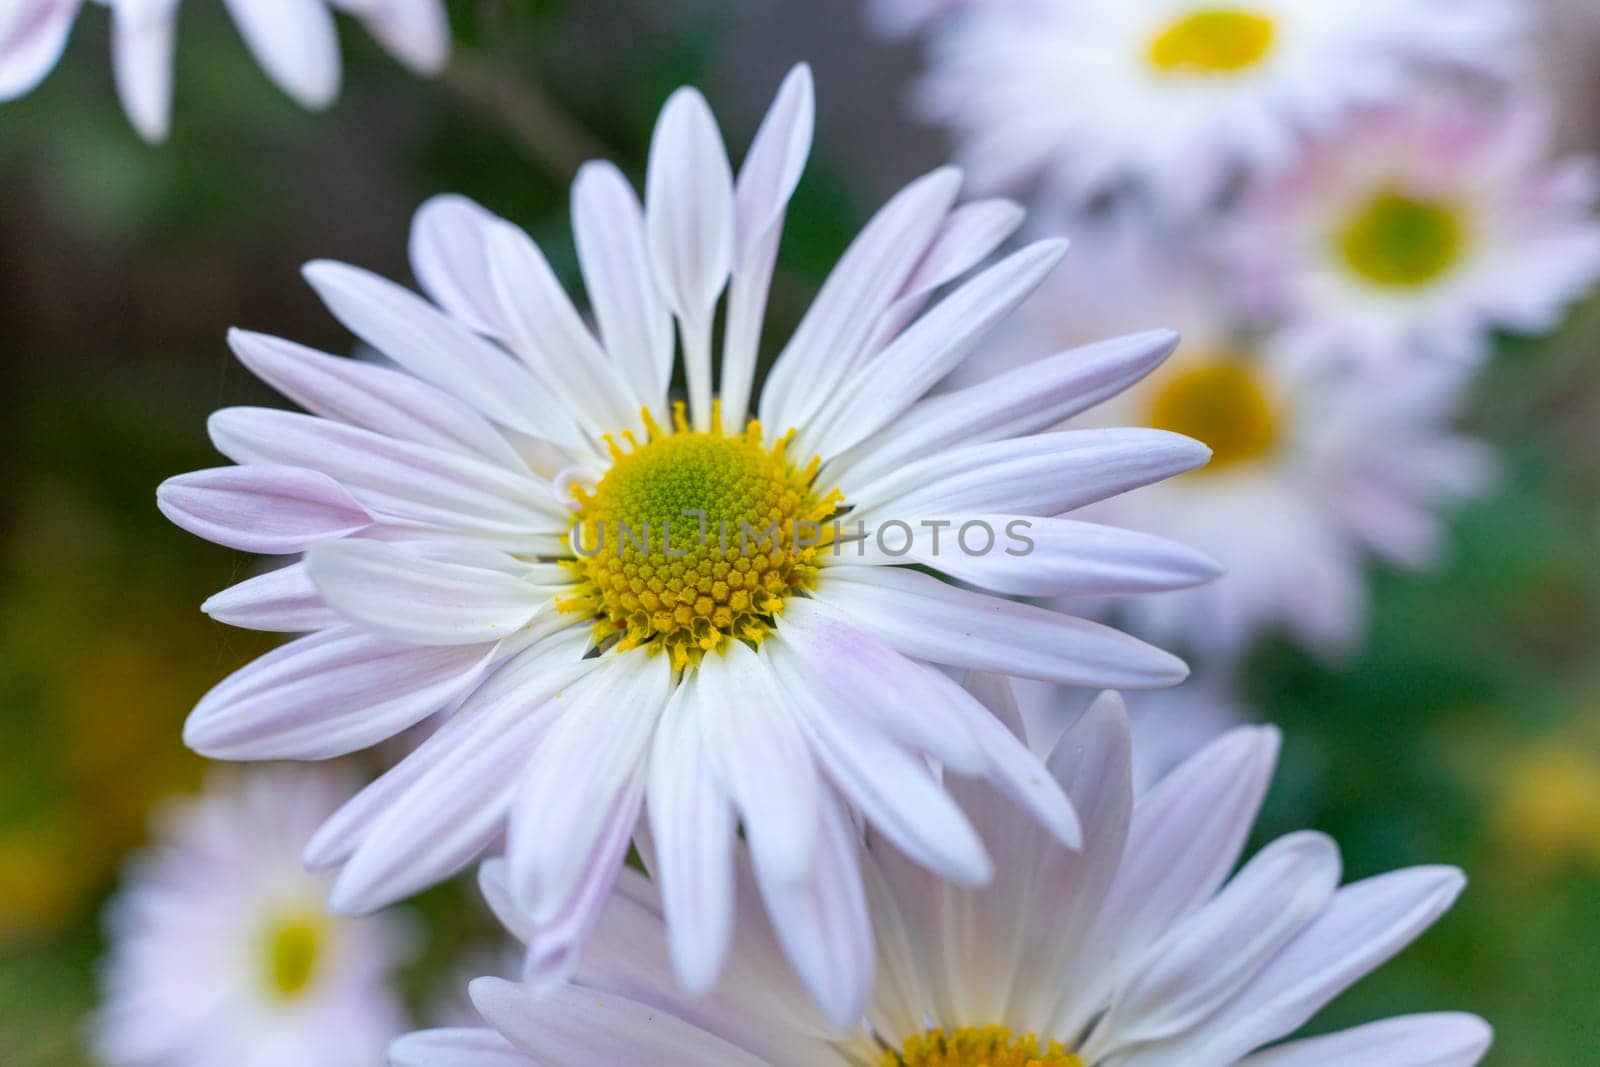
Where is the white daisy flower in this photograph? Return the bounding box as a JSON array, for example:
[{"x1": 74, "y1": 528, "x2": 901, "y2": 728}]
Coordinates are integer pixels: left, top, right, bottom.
[
  {"x1": 391, "y1": 678, "x2": 1491, "y2": 1067},
  {"x1": 913, "y1": 0, "x2": 1524, "y2": 210},
  {"x1": 964, "y1": 212, "x2": 1496, "y2": 661},
  {"x1": 0, "y1": 0, "x2": 449, "y2": 142},
  {"x1": 93, "y1": 767, "x2": 410, "y2": 1067},
  {"x1": 1231, "y1": 90, "x2": 1600, "y2": 366},
  {"x1": 158, "y1": 66, "x2": 1218, "y2": 1022}
]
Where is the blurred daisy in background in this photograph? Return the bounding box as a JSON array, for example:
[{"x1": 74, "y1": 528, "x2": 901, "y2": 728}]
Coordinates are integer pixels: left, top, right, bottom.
[
  {"x1": 392, "y1": 678, "x2": 1490, "y2": 1067},
  {"x1": 93, "y1": 767, "x2": 411, "y2": 1067},
  {"x1": 0, "y1": 0, "x2": 450, "y2": 142},
  {"x1": 912, "y1": 0, "x2": 1522, "y2": 210},
  {"x1": 963, "y1": 213, "x2": 1496, "y2": 661},
  {"x1": 1232, "y1": 91, "x2": 1600, "y2": 366},
  {"x1": 157, "y1": 66, "x2": 1219, "y2": 1022},
  {"x1": 863, "y1": 0, "x2": 980, "y2": 39}
]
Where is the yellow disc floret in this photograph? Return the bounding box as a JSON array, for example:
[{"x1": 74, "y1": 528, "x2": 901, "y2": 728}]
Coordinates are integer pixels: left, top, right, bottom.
[
  {"x1": 260, "y1": 908, "x2": 327, "y2": 1001},
  {"x1": 882, "y1": 1025, "x2": 1083, "y2": 1067},
  {"x1": 1144, "y1": 356, "x2": 1280, "y2": 472},
  {"x1": 1338, "y1": 188, "x2": 1467, "y2": 289},
  {"x1": 1148, "y1": 8, "x2": 1277, "y2": 75},
  {"x1": 564, "y1": 402, "x2": 844, "y2": 670}
]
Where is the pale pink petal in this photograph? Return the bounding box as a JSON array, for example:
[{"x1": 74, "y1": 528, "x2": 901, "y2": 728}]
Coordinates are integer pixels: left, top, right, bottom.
[
  {"x1": 157, "y1": 465, "x2": 373, "y2": 554},
  {"x1": 1238, "y1": 1013, "x2": 1492, "y2": 1067},
  {"x1": 221, "y1": 0, "x2": 341, "y2": 109},
  {"x1": 200, "y1": 562, "x2": 342, "y2": 633}
]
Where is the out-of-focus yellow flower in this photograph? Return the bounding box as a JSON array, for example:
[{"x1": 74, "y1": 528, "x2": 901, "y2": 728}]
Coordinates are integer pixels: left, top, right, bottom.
[{"x1": 1491, "y1": 741, "x2": 1600, "y2": 881}]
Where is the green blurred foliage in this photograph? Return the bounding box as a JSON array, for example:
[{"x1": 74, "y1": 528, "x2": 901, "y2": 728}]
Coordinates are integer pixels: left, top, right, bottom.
[{"x1": 0, "y1": 2, "x2": 1597, "y2": 1064}]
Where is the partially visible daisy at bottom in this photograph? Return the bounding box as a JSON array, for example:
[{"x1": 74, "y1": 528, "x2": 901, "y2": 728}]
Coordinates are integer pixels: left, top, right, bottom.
[
  {"x1": 94, "y1": 767, "x2": 412, "y2": 1067},
  {"x1": 1230, "y1": 89, "x2": 1600, "y2": 367},
  {"x1": 392, "y1": 675, "x2": 1490, "y2": 1067},
  {"x1": 961, "y1": 211, "x2": 1496, "y2": 661}
]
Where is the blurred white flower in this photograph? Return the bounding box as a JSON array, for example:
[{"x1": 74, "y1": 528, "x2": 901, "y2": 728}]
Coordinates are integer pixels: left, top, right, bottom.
[
  {"x1": 0, "y1": 0, "x2": 449, "y2": 142},
  {"x1": 93, "y1": 767, "x2": 411, "y2": 1067},
  {"x1": 157, "y1": 65, "x2": 1216, "y2": 1026},
  {"x1": 1231, "y1": 91, "x2": 1600, "y2": 366},
  {"x1": 964, "y1": 213, "x2": 1497, "y2": 661},
  {"x1": 864, "y1": 0, "x2": 981, "y2": 38},
  {"x1": 913, "y1": 0, "x2": 1523, "y2": 210},
  {"x1": 392, "y1": 679, "x2": 1491, "y2": 1067}
]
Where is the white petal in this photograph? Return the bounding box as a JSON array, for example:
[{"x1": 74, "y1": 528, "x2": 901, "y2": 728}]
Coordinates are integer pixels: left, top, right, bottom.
[
  {"x1": 849, "y1": 427, "x2": 1210, "y2": 523},
  {"x1": 0, "y1": 0, "x2": 84, "y2": 101},
  {"x1": 1130, "y1": 868, "x2": 1469, "y2": 1065},
  {"x1": 184, "y1": 625, "x2": 494, "y2": 760},
  {"x1": 751, "y1": 793, "x2": 874, "y2": 1029},
  {"x1": 470, "y1": 979, "x2": 765, "y2": 1066},
  {"x1": 110, "y1": 0, "x2": 174, "y2": 143},
  {"x1": 765, "y1": 639, "x2": 991, "y2": 885},
  {"x1": 389, "y1": 1028, "x2": 534, "y2": 1067},
  {"x1": 356, "y1": 0, "x2": 449, "y2": 75},
  {"x1": 301, "y1": 260, "x2": 579, "y2": 446},
  {"x1": 646, "y1": 678, "x2": 737, "y2": 997},
  {"x1": 646, "y1": 87, "x2": 736, "y2": 323},
  {"x1": 222, "y1": 0, "x2": 341, "y2": 109},
  {"x1": 208, "y1": 407, "x2": 566, "y2": 542},
  {"x1": 572, "y1": 161, "x2": 674, "y2": 413},
  {"x1": 804, "y1": 238, "x2": 1068, "y2": 458},
  {"x1": 759, "y1": 167, "x2": 961, "y2": 436},
  {"x1": 697, "y1": 642, "x2": 820, "y2": 887},
  {"x1": 812, "y1": 565, "x2": 1189, "y2": 689},
  {"x1": 1083, "y1": 832, "x2": 1341, "y2": 1061},
  {"x1": 1238, "y1": 1013, "x2": 1492, "y2": 1067},
  {"x1": 873, "y1": 513, "x2": 1221, "y2": 598},
  {"x1": 157, "y1": 465, "x2": 373, "y2": 554},
  {"x1": 305, "y1": 539, "x2": 546, "y2": 646},
  {"x1": 483, "y1": 219, "x2": 640, "y2": 434},
  {"x1": 409, "y1": 194, "x2": 510, "y2": 336},
  {"x1": 721, "y1": 64, "x2": 814, "y2": 431},
  {"x1": 201, "y1": 561, "x2": 342, "y2": 632},
  {"x1": 229, "y1": 328, "x2": 529, "y2": 470},
  {"x1": 507, "y1": 656, "x2": 673, "y2": 923},
  {"x1": 830, "y1": 329, "x2": 1178, "y2": 494}
]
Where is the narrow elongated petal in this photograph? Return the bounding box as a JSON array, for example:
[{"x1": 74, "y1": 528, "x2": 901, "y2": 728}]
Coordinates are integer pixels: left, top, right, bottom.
[
  {"x1": 871, "y1": 197, "x2": 1027, "y2": 347},
  {"x1": 1238, "y1": 1013, "x2": 1492, "y2": 1067},
  {"x1": 389, "y1": 1029, "x2": 532, "y2": 1067},
  {"x1": 157, "y1": 465, "x2": 373, "y2": 554},
  {"x1": 646, "y1": 87, "x2": 736, "y2": 324},
  {"x1": 812, "y1": 565, "x2": 1189, "y2": 689},
  {"x1": 0, "y1": 0, "x2": 83, "y2": 100},
  {"x1": 221, "y1": 0, "x2": 341, "y2": 109},
  {"x1": 184, "y1": 626, "x2": 494, "y2": 760},
  {"x1": 110, "y1": 0, "x2": 174, "y2": 142},
  {"x1": 201, "y1": 562, "x2": 342, "y2": 633},
  {"x1": 354, "y1": 0, "x2": 449, "y2": 75},
  {"x1": 409, "y1": 194, "x2": 509, "y2": 336},
  {"x1": 305, "y1": 539, "x2": 546, "y2": 646}
]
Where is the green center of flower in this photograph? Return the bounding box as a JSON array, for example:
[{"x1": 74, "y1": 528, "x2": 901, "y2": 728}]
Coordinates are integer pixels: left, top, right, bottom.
[
  {"x1": 1337, "y1": 189, "x2": 1467, "y2": 288},
  {"x1": 1147, "y1": 8, "x2": 1277, "y2": 75},
  {"x1": 1145, "y1": 357, "x2": 1279, "y2": 471},
  {"x1": 565, "y1": 403, "x2": 843, "y2": 669},
  {"x1": 260, "y1": 909, "x2": 326, "y2": 1001},
  {"x1": 881, "y1": 1026, "x2": 1083, "y2": 1067}
]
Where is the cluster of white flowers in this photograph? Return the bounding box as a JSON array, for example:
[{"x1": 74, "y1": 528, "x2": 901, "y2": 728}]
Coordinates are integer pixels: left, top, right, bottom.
[
  {"x1": 38, "y1": 2, "x2": 1596, "y2": 1063},
  {"x1": 893, "y1": 0, "x2": 1600, "y2": 763}
]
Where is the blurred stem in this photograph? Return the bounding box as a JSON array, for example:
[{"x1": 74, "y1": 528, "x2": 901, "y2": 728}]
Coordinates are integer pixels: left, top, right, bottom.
[{"x1": 443, "y1": 58, "x2": 606, "y2": 180}]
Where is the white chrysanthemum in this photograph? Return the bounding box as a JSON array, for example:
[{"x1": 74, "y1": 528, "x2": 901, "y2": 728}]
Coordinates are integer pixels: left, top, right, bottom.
[
  {"x1": 1230, "y1": 91, "x2": 1600, "y2": 366},
  {"x1": 913, "y1": 0, "x2": 1523, "y2": 210},
  {"x1": 391, "y1": 678, "x2": 1491, "y2": 1067},
  {"x1": 963, "y1": 212, "x2": 1495, "y2": 661},
  {"x1": 0, "y1": 0, "x2": 449, "y2": 142},
  {"x1": 158, "y1": 66, "x2": 1219, "y2": 1023},
  {"x1": 93, "y1": 767, "x2": 410, "y2": 1067}
]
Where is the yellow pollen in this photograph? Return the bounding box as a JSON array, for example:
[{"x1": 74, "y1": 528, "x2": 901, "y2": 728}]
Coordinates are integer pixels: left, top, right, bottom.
[
  {"x1": 1144, "y1": 356, "x2": 1279, "y2": 471},
  {"x1": 1147, "y1": 8, "x2": 1277, "y2": 75},
  {"x1": 1338, "y1": 188, "x2": 1467, "y2": 289},
  {"x1": 565, "y1": 404, "x2": 844, "y2": 670},
  {"x1": 882, "y1": 1025, "x2": 1083, "y2": 1067},
  {"x1": 260, "y1": 909, "x2": 326, "y2": 1001}
]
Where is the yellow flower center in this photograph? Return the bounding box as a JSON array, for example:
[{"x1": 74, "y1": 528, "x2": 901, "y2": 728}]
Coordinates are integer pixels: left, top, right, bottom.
[
  {"x1": 882, "y1": 1026, "x2": 1083, "y2": 1067},
  {"x1": 1147, "y1": 8, "x2": 1277, "y2": 75},
  {"x1": 564, "y1": 402, "x2": 844, "y2": 670},
  {"x1": 1144, "y1": 357, "x2": 1279, "y2": 471},
  {"x1": 1337, "y1": 188, "x2": 1467, "y2": 289},
  {"x1": 260, "y1": 909, "x2": 327, "y2": 1001}
]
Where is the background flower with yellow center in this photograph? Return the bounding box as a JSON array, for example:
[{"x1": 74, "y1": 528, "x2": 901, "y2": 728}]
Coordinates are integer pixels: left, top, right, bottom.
[
  {"x1": 157, "y1": 66, "x2": 1224, "y2": 1022},
  {"x1": 391, "y1": 678, "x2": 1492, "y2": 1067},
  {"x1": 1231, "y1": 91, "x2": 1600, "y2": 367},
  {"x1": 912, "y1": 0, "x2": 1523, "y2": 211},
  {"x1": 93, "y1": 768, "x2": 409, "y2": 1067}
]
